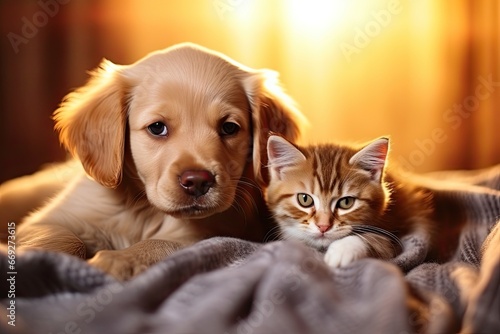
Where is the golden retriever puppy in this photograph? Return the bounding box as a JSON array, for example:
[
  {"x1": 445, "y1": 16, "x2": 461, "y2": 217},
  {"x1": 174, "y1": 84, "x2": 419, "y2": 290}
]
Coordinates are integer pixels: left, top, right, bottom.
[
  {"x1": 15, "y1": 43, "x2": 306, "y2": 279},
  {"x1": 0, "y1": 161, "x2": 75, "y2": 242}
]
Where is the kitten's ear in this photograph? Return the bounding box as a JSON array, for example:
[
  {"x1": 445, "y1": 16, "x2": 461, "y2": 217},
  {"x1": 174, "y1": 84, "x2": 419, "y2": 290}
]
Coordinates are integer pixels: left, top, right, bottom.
[
  {"x1": 267, "y1": 135, "x2": 306, "y2": 180},
  {"x1": 349, "y1": 137, "x2": 389, "y2": 182}
]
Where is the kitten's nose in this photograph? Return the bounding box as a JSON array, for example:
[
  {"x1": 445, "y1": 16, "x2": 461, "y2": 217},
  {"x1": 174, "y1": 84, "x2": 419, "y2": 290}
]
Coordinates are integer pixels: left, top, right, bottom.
[
  {"x1": 316, "y1": 223, "x2": 332, "y2": 233},
  {"x1": 179, "y1": 170, "x2": 215, "y2": 197}
]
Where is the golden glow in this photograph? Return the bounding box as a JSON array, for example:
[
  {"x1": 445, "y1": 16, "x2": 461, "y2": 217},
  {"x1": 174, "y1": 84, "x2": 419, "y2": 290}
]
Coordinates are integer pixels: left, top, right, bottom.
[
  {"x1": 105, "y1": 0, "x2": 498, "y2": 171},
  {"x1": 286, "y1": 0, "x2": 352, "y2": 31}
]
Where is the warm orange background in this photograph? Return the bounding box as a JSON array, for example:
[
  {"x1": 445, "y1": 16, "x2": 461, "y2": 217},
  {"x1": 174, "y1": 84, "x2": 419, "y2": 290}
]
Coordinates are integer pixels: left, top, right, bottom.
[{"x1": 1, "y1": 0, "x2": 499, "y2": 183}]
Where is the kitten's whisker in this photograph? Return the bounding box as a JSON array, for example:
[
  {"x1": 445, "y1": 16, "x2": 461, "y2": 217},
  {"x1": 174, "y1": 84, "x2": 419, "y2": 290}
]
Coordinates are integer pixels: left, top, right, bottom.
[
  {"x1": 350, "y1": 232, "x2": 391, "y2": 259},
  {"x1": 264, "y1": 225, "x2": 283, "y2": 242},
  {"x1": 351, "y1": 225, "x2": 404, "y2": 250},
  {"x1": 236, "y1": 177, "x2": 263, "y2": 193},
  {"x1": 130, "y1": 189, "x2": 148, "y2": 207},
  {"x1": 232, "y1": 178, "x2": 262, "y2": 214}
]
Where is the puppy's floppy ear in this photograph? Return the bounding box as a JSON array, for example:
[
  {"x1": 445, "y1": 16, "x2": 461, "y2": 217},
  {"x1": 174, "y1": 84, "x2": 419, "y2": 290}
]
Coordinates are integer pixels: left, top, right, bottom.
[
  {"x1": 242, "y1": 70, "x2": 307, "y2": 186},
  {"x1": 53, "y1": 60, "x2": 128, "y2": 188}
]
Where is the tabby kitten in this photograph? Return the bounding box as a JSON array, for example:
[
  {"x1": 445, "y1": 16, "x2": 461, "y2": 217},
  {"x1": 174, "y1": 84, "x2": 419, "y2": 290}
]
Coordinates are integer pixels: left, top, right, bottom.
[{"x1": 265, "y1": 135, "x2": 434, "y2": 269}]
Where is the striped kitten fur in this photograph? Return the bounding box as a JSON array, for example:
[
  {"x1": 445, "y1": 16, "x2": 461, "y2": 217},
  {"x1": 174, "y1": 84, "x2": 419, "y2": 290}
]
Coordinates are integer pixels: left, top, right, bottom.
[{"x1": 265, "y1": 135, "x2": 434, "y2": 268}]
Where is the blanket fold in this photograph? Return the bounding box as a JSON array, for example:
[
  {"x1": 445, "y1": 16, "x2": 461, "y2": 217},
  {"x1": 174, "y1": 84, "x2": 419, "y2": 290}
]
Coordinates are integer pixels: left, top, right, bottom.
[{"x1": 1, "y1": 165, "x2": 500, "y2": 334}]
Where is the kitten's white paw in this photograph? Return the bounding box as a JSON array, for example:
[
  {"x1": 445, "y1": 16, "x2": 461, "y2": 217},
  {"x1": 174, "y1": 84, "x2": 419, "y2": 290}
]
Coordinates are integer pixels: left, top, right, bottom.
[{"x1": 324, "y1": 236, "x2": 369, "y2": 268}]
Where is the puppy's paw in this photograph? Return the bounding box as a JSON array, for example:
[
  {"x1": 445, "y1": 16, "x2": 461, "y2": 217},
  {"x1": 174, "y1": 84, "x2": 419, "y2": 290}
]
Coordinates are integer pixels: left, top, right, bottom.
[
  {"x1": 324, "y1": 236, "x2": 369, "y2": 268},
  {"x1": 88, "y1": 249, "x2": 148, "y2": 281},
  {"x1": 87, "y1": 240, "x2": 183, "y2": 280}
]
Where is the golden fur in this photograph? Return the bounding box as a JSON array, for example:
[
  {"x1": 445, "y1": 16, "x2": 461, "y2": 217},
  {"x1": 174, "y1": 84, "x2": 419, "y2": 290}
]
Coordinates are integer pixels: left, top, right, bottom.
[{"x1": 13, "y1": 43, "x2": 306, "y2": 279}]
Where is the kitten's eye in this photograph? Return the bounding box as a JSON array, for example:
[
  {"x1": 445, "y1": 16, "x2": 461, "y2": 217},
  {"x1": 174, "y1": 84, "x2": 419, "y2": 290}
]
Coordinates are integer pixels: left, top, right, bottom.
[
  {"x1": 148, "y1": 122, "x2": 168, "y2": 137},
  {"x1": 337, "y1": 196, "x2": 355, "y2": 210},
  {"x1": 297, "y1": 193, "x2": 314, "y2": 208},
  {"x1": 220, "y1": 121, "x2": 240, "y2": 136}
]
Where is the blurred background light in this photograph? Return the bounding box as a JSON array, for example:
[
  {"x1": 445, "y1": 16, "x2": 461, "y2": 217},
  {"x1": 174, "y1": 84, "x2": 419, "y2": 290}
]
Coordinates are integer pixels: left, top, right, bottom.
[{"x1": 0, "y1": 0, "x2": 498, "y2": 183}]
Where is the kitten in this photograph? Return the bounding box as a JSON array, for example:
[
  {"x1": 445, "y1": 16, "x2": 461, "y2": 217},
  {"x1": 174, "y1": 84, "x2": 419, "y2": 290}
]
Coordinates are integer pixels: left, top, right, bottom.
[{"x1": 265, "y1": 135, "x2": 434, "y2": 269}]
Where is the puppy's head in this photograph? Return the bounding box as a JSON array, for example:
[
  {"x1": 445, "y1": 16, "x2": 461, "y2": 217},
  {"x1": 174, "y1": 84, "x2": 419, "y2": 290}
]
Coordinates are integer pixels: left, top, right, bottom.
[{"x1": 54, "y1": 43, "x2": 306, "y2": 218}]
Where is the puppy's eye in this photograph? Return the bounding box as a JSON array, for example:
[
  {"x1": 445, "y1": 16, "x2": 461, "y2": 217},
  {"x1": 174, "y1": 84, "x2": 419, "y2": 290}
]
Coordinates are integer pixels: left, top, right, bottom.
[
  {"x1": 148, "y1": 122, "x2": 168, "y2": 137},
  {"x1": 220, "y1": 122, "x2": 240, "y2": 136}
]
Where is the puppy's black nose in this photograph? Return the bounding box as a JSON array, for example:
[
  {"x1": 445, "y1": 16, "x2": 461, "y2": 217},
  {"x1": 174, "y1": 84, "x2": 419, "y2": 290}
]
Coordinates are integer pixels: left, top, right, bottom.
[{"x1": 179, "y1": 170, "x2": 215, "y2": 197}]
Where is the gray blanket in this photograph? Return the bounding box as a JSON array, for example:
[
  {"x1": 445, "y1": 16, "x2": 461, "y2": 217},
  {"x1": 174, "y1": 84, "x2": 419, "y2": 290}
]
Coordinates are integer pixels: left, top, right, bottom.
[{"x1": 1, "y1": 166, "x2": 500, "y2": 334}]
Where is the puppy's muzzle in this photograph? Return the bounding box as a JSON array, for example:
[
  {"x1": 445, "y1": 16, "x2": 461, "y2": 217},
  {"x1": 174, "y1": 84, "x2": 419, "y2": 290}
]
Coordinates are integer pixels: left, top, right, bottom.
[{"x1": 179, "y1": 170, "x2": 215, "y2": 197}]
